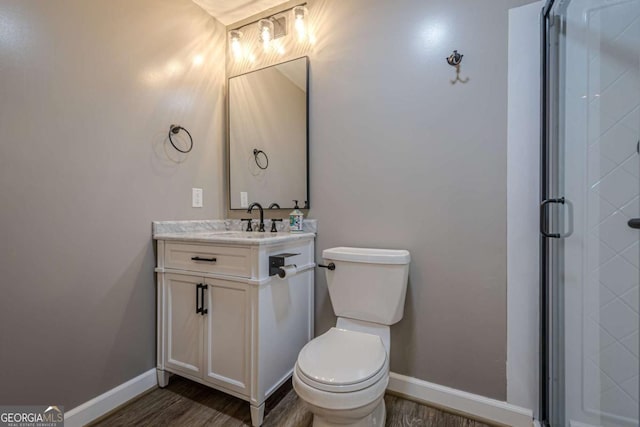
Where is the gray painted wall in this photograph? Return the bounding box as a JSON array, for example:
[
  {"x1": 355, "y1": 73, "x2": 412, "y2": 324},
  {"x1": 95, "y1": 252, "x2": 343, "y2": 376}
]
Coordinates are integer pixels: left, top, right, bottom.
[
  {"x1": 222, "y1": 0, "x2": 511, "y2": 400},
  {"x1": 0, "y1": 0, "x2": 522, "y2": 409},
  {"x1": 308, "y1": 0, "x2": 509, "y2": 400},
  {"x1": 227, "y1": 0, "x2": 510, "y2": 400},
  {"x1": 0, "y1": 0, "x2": 225, "y2": 408}
]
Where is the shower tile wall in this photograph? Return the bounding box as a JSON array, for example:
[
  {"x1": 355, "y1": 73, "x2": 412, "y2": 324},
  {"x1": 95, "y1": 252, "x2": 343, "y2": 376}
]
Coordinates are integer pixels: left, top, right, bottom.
[{"x1": 586, "y1": 0, "x2": 639, "y2": 423}]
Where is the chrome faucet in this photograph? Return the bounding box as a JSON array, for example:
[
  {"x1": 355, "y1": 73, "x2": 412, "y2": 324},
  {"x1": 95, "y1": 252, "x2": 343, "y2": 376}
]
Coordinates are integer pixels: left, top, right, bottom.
[{"x1": 247, "y1": 202, "x2": 265, "y2": 232}]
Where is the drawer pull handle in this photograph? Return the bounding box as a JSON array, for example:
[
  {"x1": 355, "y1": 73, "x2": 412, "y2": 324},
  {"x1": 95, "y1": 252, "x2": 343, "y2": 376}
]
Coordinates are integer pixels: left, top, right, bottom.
[{"x1": 191, "y1": 256, "x2": 217, "y2": 263}]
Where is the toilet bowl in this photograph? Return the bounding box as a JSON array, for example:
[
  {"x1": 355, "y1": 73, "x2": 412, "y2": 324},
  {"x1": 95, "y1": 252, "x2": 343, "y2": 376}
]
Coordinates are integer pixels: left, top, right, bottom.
[
  {"x1": 292, "y1": 327, "x2": 389, "y2": 427},
  {"x1": 293, "y1": 247, "x2": 410, "y2": 427}
]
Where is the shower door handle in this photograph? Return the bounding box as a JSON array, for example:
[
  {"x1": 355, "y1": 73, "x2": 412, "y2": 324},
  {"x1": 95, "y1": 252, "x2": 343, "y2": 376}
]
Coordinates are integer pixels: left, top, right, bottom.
[
  {"x1": 540, "y1": 197, "x2": 566, "y2": 238},
  {"x1": 628, "y1": 218, "x2": 640, "y2": 229}
]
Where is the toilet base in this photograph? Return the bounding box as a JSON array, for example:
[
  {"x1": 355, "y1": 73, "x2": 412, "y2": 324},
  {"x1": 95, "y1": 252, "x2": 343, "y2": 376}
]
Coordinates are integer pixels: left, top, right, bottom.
[{"x1": 307, "y1": 398, "x2": 385, "y2": 427}]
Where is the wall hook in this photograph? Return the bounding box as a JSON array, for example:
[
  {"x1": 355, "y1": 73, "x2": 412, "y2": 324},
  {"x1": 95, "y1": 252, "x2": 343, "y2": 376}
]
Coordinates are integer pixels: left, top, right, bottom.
[
  {"x1": 446, "y1": 50, "x2": 469, "y2": 84},
  {"x1": 446, "y1": 50, "x2": 463, "y2": 67}
]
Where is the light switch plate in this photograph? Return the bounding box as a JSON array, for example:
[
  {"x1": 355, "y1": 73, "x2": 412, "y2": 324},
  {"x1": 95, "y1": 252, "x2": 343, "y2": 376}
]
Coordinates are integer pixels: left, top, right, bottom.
[
  {"x1": 192, "y1": 188, "x2": 203, "y2": 208},
  {"x1": 240, "y1": 192, "x2": 248, "y2": 208}
]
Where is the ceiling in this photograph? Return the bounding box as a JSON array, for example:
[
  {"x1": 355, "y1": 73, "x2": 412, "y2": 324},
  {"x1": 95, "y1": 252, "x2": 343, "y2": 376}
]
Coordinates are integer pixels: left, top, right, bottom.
[{"x1": 192, "y1": 0, "x2": 291, "y2": 25}]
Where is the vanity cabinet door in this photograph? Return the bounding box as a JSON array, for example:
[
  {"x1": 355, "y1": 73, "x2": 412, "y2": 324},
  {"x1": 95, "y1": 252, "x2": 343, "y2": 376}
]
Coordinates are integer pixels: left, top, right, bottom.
[
  {"x1": 164, "y1": 274, "x2": 204, "y2": 379},
  {"x1": 202, "y1": 278, "x2": 251, "y2": 396}
]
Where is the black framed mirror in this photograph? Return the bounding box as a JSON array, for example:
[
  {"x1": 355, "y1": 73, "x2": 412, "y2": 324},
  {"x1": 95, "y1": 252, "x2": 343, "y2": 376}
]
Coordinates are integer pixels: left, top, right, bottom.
[{"x1": 228, "y1": 56, "x2": 309, "y2": 210}]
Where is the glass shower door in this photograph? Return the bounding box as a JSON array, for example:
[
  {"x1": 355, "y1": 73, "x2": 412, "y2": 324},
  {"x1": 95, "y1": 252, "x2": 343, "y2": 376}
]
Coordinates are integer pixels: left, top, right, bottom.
[{"x1": 544, "y1": 0, "x2": 640, "y2": 425}]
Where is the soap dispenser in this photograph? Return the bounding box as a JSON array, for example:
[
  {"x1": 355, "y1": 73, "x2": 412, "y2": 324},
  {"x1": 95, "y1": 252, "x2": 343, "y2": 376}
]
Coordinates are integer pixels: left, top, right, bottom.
[{"x1": 289, "y1": 200, "x2": 304, "y2": 233}]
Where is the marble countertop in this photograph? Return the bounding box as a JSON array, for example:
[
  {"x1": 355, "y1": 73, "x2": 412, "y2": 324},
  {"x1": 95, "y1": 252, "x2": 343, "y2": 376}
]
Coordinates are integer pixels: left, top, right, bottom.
[
  {"x1": 153, "y1": 230, "x2": 315, "y2": 246},
  {"x1": 152, "y1": 219, "x2": 317, "y2": 246}
]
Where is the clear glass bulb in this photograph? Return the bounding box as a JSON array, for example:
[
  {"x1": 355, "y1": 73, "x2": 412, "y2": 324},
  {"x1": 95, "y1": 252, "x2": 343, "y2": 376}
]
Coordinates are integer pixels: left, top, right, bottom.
[
  {"x1": 231, "y1": 39, "x2": 241, "y2": 57},
  {"x1": 259, "y1": 19, "x2": 274, "y2": 50},
  {"x1": 295, "y1": 17, "x2": 305, "y2": 36},
  {"x1": 262, "y1": 27, "x2": 271, "y2": 43},
  {"x1": 229, "y1": 30, "x2": 243, "y2": 58},
  {"x1": 293, "y1": 6, "x2": 307, "y2": 40}
]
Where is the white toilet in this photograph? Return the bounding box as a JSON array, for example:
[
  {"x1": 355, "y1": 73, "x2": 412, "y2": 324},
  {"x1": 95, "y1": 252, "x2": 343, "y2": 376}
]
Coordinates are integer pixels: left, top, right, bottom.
[{"x1": 293, "y1": 247, "x2": 411, "y2": 427}]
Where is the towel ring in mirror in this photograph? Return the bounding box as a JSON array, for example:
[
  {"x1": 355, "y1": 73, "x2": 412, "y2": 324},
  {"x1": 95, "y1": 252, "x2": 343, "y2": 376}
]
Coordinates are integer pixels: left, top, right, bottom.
[{"x1": 253, "y1": 149, "x2": 269, "y2": 170}]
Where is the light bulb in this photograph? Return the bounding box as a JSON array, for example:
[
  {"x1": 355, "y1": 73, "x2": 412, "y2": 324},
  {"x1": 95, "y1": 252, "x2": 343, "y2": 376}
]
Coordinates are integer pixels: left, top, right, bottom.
[
  {"x1": 229, "y1": 30, "x2": 243, "y2": 59},
  {"x1": 262, "y1": 27, "x2": 271, "y2": 42},
  {"x1": 295, "y1": 17, "x2": 305, "y2": 36},
  {"x1": 259, "y1": 19, "x2": 274, "y2": 50},
  {"x1": 293, "y1": 6, "x2": 307, "y2": 40}
]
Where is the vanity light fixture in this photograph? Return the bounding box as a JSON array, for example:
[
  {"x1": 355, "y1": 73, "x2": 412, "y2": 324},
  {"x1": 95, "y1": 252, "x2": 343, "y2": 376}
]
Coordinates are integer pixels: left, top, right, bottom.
[
  {"x1": 293, "y1": 5, "x2": 308, "y2": 40},
  {"x1": 228, "y1": 3, "x2": 307, "y2": 59},
  {"x1": 230, "y1": 30, "x2": 243, "y2": 58}
]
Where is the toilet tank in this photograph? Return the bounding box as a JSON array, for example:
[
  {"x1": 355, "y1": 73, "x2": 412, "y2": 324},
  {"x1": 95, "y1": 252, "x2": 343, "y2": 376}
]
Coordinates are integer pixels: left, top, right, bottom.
[{"x1": 322, "y1": 247, "x2": 411, "y2": 325}]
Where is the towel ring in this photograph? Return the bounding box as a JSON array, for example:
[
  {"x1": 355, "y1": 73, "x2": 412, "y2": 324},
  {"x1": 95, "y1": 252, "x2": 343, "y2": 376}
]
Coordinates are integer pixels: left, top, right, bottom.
[
  {"x1": 168, "y1": 125, "x2": 193, "y2": 153},
  {"x1": 253, "y1": 149, "x2": 269, "y2": 170}
]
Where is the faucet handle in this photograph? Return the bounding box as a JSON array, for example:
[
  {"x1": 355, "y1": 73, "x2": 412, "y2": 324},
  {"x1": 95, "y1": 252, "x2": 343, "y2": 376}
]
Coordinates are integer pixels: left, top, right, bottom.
[
  {"x1": 270, "y1": 218, "x2": 283, "y2": 233},
  {"x1": 241, "y1": 218, "x2": 253, "y2": 232}
]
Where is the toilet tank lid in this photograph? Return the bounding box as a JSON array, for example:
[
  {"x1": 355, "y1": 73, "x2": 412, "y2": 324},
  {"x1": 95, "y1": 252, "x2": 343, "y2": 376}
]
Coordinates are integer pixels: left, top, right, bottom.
[{"x1": 322, "y1": 247, "x2": 410, "y2": 264}]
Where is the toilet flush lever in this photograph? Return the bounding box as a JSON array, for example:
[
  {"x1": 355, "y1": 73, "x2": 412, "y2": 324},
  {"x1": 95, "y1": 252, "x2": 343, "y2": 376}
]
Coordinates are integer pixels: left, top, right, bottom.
[{"x1": 317, "y1": 263, "x2": 335, "y2": 271}]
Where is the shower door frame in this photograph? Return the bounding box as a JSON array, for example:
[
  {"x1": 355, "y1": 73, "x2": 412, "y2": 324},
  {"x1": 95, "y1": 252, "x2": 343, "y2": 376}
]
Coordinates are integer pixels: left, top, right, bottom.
[
  {"x1": 541, "y1": 0, "x2": 640, "y2": 425},
  {"x1": 538, "y1": 0, "x2": 564, "y2": 426}
]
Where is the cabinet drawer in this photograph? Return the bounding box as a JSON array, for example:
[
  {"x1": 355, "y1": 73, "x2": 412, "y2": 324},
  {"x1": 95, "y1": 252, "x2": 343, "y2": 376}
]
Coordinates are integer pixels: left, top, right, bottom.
[{"x1": 165, "y1": 242, "x2": 251, "y2": 277}]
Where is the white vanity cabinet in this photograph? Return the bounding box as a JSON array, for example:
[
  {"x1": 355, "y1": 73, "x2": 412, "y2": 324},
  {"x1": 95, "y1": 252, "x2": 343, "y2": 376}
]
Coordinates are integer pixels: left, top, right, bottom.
[
  {"x1": 154, "y1": 234, "x2": 315, "y2": 426},
  {"x1": 162, "y1": 273, "x2": 250, "y2": 396}
]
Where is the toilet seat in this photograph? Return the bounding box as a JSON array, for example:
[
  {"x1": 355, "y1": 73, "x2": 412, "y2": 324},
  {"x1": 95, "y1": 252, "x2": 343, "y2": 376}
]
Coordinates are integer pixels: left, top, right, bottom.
[{"x1": 296, "y1": 328, "x2": 388, "y2": 393}]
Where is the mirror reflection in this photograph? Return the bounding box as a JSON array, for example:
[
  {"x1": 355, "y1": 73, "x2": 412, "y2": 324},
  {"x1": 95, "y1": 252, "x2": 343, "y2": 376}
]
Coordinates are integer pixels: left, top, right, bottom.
[{"x1": 228, "y1": 57, "x2": 308, "y2": 210}]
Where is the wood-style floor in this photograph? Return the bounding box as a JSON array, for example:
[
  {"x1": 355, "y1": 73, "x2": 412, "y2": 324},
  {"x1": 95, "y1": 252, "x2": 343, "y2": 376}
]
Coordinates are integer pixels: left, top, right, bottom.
[{"x1": 91, "y1": 376, "x2": 492, "y2": 427}]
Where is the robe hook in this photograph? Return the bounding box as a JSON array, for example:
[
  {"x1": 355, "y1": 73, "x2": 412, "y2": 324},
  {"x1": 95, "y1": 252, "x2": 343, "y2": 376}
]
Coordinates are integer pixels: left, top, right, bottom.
[{"x1": 446, "y1": 50, "x2": 463, "y2": 67}]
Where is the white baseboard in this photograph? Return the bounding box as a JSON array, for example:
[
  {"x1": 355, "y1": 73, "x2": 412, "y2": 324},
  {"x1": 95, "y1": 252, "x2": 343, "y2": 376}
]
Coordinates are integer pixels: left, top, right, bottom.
[
  {"x1": 387, "y1": 372, "x2": 534, "y2": 427},
  {"x1": 64, "y1": 369, "x2": 157, "y2": 427}
]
